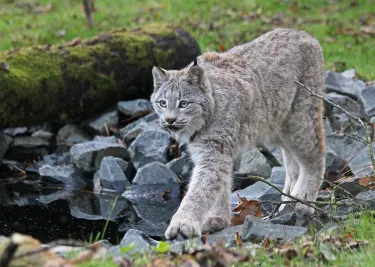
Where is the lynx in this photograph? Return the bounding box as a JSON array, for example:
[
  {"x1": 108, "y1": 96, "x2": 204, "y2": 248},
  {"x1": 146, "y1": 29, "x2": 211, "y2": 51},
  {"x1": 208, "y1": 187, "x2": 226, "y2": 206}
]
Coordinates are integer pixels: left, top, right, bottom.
[{"x1": 151, "y1": 28, "x2": 325, "y2": 239}]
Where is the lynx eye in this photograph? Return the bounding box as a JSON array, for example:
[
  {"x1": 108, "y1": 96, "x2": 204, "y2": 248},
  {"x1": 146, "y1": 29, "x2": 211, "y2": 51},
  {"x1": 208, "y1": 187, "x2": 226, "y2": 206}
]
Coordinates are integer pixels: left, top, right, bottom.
[
  {"x1": 178, "y1": 101, "x2": 190, "y2": 109},
  {"x1": 158, "y1": 100, "x2": 167, "y2": 108}
]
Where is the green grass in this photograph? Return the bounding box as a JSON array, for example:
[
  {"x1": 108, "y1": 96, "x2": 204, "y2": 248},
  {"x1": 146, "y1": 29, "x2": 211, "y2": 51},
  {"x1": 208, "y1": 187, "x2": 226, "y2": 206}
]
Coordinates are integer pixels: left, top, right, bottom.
[
  {"x1": 73, "y1": 214, "x2": 375, "y2": 267},
  {"x1": 1, "y1": 0, "x2": 375, "y2": 79}
]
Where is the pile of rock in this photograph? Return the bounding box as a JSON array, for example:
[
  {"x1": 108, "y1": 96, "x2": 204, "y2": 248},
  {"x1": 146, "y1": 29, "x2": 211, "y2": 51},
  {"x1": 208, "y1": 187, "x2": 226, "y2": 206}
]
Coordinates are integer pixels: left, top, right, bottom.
[{"x1": 1, "y1": 69, "x2": 375, "y2": 250}]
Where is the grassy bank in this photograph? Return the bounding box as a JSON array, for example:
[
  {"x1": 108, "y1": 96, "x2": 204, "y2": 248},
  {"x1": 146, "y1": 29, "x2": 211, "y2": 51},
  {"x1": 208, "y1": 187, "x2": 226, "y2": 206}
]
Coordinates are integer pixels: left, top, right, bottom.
[
  {"x1": 75, "y1": 214, "x2": 375, "y2": 266},
  {"x1": 1, "y1": 0, "x2": 375, "y2": 79}
]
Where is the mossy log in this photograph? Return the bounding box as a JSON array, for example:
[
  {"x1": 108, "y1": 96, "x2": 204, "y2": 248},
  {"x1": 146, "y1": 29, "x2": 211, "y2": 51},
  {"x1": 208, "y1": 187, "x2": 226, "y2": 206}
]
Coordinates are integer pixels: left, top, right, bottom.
[{"x1": 0, "y1": 24, "x2": 200, "y2": 128}]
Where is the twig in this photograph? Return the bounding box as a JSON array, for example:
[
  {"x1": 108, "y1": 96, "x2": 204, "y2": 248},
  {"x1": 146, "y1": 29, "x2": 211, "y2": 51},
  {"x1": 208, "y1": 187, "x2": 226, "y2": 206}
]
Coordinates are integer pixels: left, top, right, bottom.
[
  {"x1": 294, "y1": 80, "x2": 375, "y2": 173},
  {"x1": 83, "y1": 0, "x2": 94, "y2": 28},
  {"x1": 337, "y1": 132, "x2": 366, "y2": 144},
  {"x1": 246, "y1": 176, "x2": 328, "y2": 215}
]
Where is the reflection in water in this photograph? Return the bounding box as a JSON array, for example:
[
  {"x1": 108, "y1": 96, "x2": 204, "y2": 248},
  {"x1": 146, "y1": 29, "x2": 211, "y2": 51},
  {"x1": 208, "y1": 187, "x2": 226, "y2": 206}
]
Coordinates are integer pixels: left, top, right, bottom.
[{"x1": 0, "y1": 177, "x2": 180, "y2": 244}]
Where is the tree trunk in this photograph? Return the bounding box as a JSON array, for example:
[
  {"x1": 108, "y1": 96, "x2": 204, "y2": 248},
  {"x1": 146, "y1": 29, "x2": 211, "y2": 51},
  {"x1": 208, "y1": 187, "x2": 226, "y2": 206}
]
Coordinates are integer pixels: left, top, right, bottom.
[{"x1": 0, "y1": 24, "x2": 200, "y2": 128}]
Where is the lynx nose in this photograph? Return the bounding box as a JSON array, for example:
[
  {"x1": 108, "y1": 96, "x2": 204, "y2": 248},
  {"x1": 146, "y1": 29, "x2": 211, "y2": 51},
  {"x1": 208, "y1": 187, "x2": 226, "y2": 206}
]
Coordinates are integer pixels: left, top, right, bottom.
[{"x1": 165, "y1": 117, "x2": 177, "y2": 125}]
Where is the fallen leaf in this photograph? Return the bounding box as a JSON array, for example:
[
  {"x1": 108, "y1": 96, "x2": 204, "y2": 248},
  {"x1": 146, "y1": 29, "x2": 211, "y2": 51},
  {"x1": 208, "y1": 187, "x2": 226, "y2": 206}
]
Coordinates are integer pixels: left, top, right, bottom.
[
  {"x1": 274, "y1": 246, "x2": 298, "y2": 260},
  {"x1": 235, "y1": 231, "x2": 243, "y2": 248},
  {"x1": 231, "y1": 194, "x2": 262, "y2": 226}
]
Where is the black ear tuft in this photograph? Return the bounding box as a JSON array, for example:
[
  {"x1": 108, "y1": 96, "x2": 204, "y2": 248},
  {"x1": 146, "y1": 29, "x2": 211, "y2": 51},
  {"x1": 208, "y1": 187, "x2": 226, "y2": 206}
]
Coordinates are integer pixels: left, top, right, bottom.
[{"x1": 153, "y1": 57, "x2": 166, "y2": 75}]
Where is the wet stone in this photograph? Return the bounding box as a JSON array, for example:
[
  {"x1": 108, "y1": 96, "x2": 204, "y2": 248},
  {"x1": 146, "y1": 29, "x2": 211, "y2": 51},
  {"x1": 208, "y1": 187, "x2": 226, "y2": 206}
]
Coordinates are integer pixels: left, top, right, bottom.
[
  {"x1": 57, "y1": 124, "x2": 90, "y2": 146},
  {"x1": 31, "y1": 130, "x2": 55, "y2": 143},
  {"x1": 0, "y1": 132, "x2": 13, "y2": 159},
  {"x1": 3, "y1": 127, "x2": 27, "y2": 137},
  {"x1": 41, "y1": 152, "x2": 71, "y2": 166},
  {"x1": 6, "y1": 136, "x2": 50, "y2": 160},
  {"x1": 82, "y1": 109, "x2": 119, "y2": 135},
  {"x1": 39, "y1": 165, "x2": 87, "y2": 187},
  {"x1": 93, "y1": 156, "x2": 131, "y2": 193},
  {"x1": 117, "y1": 99, "x2": 153, "y2": 117},
  {"x1": 1, "y1": 159, "x2": 25, "y2": 173},
  {"x1": 241, "y1": 216, "x2": 307, "y2": 242},
  {"x1": 270, "y1": 212, "x2": 297, "y2": 226},
  {"x1": 128, "y1": 130, "x2": 172, "y2": 170},
  {"x1": 93, "y1": 135, "x2": 118, "y2": 144},
  {"x1": 234, "y1": 148, "x2": 272, "y2": 179},
  {"x1": 70, "y1": 141, "x2": 129, "y2": 175}
]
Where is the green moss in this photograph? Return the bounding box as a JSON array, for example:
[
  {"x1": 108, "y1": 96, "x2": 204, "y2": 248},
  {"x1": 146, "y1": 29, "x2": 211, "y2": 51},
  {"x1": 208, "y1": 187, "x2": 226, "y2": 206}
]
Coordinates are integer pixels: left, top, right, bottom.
[
  {"x1": 0, "y1": 48, "x2": 64, "y2": 125},
  {"x1": 140, "y1": 23, "x2": 176, "y2": 38},
  {"x1": 153, "y1": 48, "x2": 177, "y2": 67}
]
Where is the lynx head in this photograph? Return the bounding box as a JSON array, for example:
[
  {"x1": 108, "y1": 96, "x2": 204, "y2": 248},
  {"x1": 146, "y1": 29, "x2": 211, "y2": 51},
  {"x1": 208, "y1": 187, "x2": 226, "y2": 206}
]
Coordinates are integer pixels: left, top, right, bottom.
[{"x1": 150, "y1": 59, "x2": 214, "y2": 141}]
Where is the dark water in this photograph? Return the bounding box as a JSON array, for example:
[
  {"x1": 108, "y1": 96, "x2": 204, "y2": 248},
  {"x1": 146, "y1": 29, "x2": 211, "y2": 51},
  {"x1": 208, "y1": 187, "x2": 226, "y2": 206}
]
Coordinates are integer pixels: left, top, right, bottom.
[{"x1": 0, "y1": 175, "x2": 180, "y2": 244}]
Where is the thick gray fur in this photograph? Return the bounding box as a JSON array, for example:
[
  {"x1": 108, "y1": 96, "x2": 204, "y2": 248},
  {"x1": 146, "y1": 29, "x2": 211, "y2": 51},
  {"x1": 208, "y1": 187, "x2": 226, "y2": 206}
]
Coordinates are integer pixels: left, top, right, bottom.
[{"x1": 151, "y1": 28, "x2": 326, "y2": 239}]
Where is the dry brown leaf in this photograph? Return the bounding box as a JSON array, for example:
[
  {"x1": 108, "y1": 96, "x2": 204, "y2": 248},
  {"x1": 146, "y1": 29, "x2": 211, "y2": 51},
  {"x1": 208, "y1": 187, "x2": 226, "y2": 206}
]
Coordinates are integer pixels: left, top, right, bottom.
[
  {"x1": 231, "y1": 194, "x2": 262, "y2": 226},
  {"x1": 235, "y1": 231, "x2": 243, "y2": 248},
  {"x1": 274, "y1": 246, "x2": 298, "y2": 260},
  {"x1": 263, "y1": 236, "x2": 270, "y2": 249}
]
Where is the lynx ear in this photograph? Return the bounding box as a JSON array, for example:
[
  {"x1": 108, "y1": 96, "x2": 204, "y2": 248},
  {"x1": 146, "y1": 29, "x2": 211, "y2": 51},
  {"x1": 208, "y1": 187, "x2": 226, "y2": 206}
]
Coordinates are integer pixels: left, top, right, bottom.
[
  {"x1": 152, "y1": 65, "x2": 168, "y2": 91},
  {"x1": 186, "y1": 59, "x2": 205, "y2": 86}
]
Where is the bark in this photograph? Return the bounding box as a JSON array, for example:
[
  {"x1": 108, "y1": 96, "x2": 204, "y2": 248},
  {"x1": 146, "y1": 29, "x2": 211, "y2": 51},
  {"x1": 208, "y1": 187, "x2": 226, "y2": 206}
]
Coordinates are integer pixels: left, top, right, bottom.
[{"x1": 0, "y1": 24, "x2": 200, "y2": 128}]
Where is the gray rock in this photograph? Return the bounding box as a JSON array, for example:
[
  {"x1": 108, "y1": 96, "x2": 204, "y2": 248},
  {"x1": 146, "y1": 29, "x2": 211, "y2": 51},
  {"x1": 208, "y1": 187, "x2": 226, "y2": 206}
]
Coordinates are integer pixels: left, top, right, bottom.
[
  {"x1": 82, "y1": 109, "x2": 119, "y2": 135},
  {"x1": 359, "y1": 86, "x2": 375, "y2": 117},
  {"x1": 325, "y1": 147, "x2": 347, "y2": 181},
  {"x1": 93, "y1": 156, "x2": 131, "y2": 193},
  {"x1": 128, "y1": 130, "x2": 172, "y2": 169},
  {"x1": 117, "y1": 229, "x2": 158, "y2": 255},
  {"x1": 323, "y1": 199, "x2": 358, "y2": 216},
  {"x1": 123, "y1": 162, "x2": 180, "y2": 200},
  {"x1": 348, "y1": 143, "x2": 375, "y2": 178},
  {"x1": 326, "y1": 134, "x2": 366, "y2": 162},
  {"x1": 270, "y1": 212, "x2": 297, "y2": 226},
  {"x1": 69, "y1": 193, "x2": 131, "y2": 221},
  {"x1": 370, "y1": 117, "x2": 375, "y2": 124},
  {"x1": 326, "y1": 92, "x2": 363, "y2": 117},
  {"x1": 117, "y1": 99, "x2": 153, "y2": 117},
  {"x1": 42, "y1": 152, "x2": 71, "y2": 166},
  {"x1": 234, "y1": 148, "x2": 272, "y2": 178},
  {"x1": 31, "y1": 130, "x2": 55, "y2": 143},
  {"x1": 325, "y1": 71, "x2": 366, "y2": 98},
  {"x1": 3, "y1": 127, "x2": 27, "y2": 136},
  {"x1": 317, "y1": 190, "x2": 332, "y2": 202},
  {"x1": 334, "y1": 176, "x2": 365, "y2": 198},
  {"x1": 119, "y1": 113, "x2": 160, "y2": 143},
  {"x1": 70, "y1": 141, "x2": 129, "y2": 175},
  {"x1": 241, "y1": 216, "x2": 307, "y2": 242},
  {"x1": 341, "y1": 69, "x2": 356, "y2": 79},
  {"x1": 166, "y1": 153, "x2": 193, "y2": 182},
  {"x1": 324, "y1": 118, "x2": 334, "y2": 136},
  {"x1": 232, "y1": 167, "x2": 285, "y2": 211},
  {"x1": 356, "y1": 190, "x2": 375, "y2": 209},
  {"x1": 39, "y1": 165, "x2": 87, "y2": 187},
  {"x1": 38, "y1": 187, "x2": 75, "y2": 204},
  {"x1": 0, "y1": 133, "x2": 13, "y2": 158},
  {"x1": 93, "y1": 135, "x2": 118, "y2": 144},
  {"x1": 57, "y1": 124, "x2": 90, "y2": 146},
  {"x1": 133, "y1": 161, "x2": 179, "y2": 185},
  {"x1": 6, "y1": 136, "x2": 50, "y2": 160}
]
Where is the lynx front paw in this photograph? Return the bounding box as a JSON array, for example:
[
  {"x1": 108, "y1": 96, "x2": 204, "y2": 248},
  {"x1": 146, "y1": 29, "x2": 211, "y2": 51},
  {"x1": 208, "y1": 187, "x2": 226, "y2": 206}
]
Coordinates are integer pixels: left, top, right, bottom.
[
  {"x1": 201, "y1": 216, "x2": 230, "y2": 233},
  {"x1": 165, "y1": 219, "x2": 201, "y2": 240}
]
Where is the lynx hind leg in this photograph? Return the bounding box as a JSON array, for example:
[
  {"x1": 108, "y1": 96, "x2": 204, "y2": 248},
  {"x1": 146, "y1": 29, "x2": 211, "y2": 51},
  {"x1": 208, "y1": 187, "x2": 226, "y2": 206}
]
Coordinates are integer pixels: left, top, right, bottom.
[
  {"x1": 201, "y1": 182, "x2": 231, "y2": 233},
  {"x1": 280, "y1": 86, "x2": 325, "y2": 214},
  {"x1": 279, "y1": 148, "x2": 300, "y2": 212}
]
